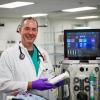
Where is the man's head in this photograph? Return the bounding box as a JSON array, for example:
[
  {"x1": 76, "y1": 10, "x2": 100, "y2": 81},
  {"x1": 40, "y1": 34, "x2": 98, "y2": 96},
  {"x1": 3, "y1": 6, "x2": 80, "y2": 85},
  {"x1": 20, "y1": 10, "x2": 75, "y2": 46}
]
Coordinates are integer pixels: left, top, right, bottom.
[
  {"x1": 18, "y1": 17, "x2": 38, "y2": 45},
  {"x1": 20, "y1": 17, "x2": 38, "y2": 28}
]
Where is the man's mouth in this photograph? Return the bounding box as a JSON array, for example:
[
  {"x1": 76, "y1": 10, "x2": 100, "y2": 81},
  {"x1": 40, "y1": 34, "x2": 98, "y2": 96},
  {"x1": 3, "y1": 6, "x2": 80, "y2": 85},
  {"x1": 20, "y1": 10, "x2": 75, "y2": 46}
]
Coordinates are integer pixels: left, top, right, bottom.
[{"x1": 26, "y1": 35, "x2": 35, "y2": 40}]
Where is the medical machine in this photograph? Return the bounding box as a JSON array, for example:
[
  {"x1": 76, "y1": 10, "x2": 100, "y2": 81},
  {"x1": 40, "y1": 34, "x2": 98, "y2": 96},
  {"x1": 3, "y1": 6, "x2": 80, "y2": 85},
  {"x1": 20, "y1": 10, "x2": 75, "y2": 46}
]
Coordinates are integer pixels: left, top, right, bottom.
[
  {"x1": 58, "y1": 29, "x2": 100, "y2": 100},
  {"x1": 61, "y1": 60, "x2": 100, "y2": 100}
]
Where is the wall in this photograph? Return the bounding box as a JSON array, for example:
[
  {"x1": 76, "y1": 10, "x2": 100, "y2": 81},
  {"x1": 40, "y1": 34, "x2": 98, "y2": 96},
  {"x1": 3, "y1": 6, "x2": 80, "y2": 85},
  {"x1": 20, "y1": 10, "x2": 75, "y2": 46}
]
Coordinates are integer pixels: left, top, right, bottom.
[
  {"x1": 0, "y1": 18, "x2": 20, "y2": 51},
  {"x1": 0, "y1": 17, "x2": 49, "y2": 51},
  {"x1": 88, "y1": 20, "x2": 100, "y2": 28}
]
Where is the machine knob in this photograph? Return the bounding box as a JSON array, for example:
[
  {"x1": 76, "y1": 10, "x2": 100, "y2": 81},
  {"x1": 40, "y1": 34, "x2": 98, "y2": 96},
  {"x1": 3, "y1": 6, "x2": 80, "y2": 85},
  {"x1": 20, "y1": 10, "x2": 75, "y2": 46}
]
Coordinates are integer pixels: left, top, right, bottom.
[
  {"x1": 85, "y1": 77, "x2": 89, "y2": 83},
  {"x1": 74, "y1": 85, "x2": 80, "y2": 91},
  {"x1": 85, "y1": 85, "x2": 90, "y2": 91},
  {"x1": 62, "y1": 69, "x2": 66, "y2": 73},
  {"x1": 77, "y1": 92, "x2": 88, "y2": 100},
  {"x1": 95, "y1": 67, "x2": 99, "y2": 72},
  {"x1": 80, "y1": 67, "x2": 84, "y2": 72},
  {"x1": 74, "y1": 77, "x2": 80, "y2": 83}
]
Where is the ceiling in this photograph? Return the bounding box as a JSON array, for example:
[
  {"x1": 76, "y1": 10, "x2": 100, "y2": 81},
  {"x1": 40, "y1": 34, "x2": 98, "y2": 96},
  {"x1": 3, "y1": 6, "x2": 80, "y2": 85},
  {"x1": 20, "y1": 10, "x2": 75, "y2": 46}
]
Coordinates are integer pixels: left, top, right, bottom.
[{"x1": 0, "y1": 0, "x2": 100, "y2": 19}]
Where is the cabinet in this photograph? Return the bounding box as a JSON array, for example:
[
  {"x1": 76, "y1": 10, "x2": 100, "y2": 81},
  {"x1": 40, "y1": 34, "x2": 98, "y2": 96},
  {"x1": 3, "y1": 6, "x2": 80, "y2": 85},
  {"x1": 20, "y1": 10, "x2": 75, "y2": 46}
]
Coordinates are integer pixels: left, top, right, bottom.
[{"x1": 43, "y1": 30, "x2": 64, "y2": 65}]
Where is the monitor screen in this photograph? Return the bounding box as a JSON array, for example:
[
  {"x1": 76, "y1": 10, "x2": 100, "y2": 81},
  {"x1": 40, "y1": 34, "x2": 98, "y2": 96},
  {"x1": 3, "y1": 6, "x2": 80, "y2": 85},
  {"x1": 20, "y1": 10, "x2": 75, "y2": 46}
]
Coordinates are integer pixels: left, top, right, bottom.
[{"x1": 64, "y1": 29, "x2": 100, "y2": 60}]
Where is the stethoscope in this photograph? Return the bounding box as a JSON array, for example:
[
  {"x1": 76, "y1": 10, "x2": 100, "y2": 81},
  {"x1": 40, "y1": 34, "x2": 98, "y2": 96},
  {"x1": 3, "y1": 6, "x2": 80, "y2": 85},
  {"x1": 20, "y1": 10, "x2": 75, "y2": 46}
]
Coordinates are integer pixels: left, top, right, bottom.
[{"x1": 19, "y1": 44, "x2": 44, "y2": 61}]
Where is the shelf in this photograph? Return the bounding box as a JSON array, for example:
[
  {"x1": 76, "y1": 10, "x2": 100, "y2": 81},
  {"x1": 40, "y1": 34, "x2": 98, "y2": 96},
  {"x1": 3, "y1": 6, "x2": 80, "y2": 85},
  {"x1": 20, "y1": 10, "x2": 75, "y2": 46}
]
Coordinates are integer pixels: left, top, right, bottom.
[{"x1": 49, "y1": 53, "x2": 64, "y2": 56}]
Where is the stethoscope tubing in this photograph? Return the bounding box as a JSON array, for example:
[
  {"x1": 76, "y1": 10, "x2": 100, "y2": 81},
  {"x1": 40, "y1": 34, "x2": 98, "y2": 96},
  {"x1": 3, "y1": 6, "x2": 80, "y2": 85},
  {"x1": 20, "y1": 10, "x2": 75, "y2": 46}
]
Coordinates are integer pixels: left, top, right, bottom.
[{"x1": 19, "y1": 44, "x2": 44, "y2": 61}]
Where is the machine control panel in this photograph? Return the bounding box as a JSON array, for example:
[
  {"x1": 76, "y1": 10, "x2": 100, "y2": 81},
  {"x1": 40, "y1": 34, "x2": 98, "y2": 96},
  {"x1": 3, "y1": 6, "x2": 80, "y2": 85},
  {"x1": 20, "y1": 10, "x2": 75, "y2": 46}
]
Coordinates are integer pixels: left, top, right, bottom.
[{"x1": 60, "y1": 61, "x2": 100, "y2": 100}]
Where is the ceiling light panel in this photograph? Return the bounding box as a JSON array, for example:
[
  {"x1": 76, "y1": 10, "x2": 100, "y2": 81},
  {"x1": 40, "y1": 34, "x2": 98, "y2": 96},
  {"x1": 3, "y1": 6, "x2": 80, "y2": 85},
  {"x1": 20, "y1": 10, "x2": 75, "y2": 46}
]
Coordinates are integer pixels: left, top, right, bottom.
[
  {"x1": 62, "y1": 7, "x2": 97, "y2": 12},
  {"x1": 76, "y1": 16, "x2": 99, "y2": 19},
  {"x1": 22, "y1": 14, "x2": 48, "y2": 17},
  {"x1": 0, "y1": 1, "x2": 34, "y2": 8}
]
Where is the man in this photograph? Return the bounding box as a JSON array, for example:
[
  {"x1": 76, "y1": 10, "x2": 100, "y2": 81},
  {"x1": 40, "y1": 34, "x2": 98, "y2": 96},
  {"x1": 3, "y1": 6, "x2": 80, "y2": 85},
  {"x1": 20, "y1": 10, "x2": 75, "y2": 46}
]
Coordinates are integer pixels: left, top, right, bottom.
[{"x1": 0, "y1": 17, "x2": 63, "y2": 100}]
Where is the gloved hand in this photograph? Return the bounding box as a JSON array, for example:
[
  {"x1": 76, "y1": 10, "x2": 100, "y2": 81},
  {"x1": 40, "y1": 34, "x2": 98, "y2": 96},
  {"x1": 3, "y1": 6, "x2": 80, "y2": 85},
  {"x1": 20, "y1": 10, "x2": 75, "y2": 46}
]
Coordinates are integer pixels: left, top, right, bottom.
[
  {"x1": 54, "y1": 80, "x2": 64, "y2": 87},
  {"x1": 32, "y1": 78, "x2": 55, "y2": 91}
]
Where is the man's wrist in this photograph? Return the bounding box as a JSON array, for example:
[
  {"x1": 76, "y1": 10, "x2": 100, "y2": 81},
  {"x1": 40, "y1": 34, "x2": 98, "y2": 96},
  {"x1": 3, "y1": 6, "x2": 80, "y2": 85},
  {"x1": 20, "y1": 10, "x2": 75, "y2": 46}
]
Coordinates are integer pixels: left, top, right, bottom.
[{"x1": 27, "y1": 81, "x2": 32, "y2": 90}]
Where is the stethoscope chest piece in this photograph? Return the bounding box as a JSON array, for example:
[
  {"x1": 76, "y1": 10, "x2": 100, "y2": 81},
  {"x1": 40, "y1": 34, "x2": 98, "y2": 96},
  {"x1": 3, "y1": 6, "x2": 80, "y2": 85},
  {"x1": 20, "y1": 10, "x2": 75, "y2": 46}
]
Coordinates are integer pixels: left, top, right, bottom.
[
  {"x1": 19, "y1": 53, "x2": 25, "y2": 60},
  {"x1": 19, "y1": 46, "x2": 25, "y2": 60}
]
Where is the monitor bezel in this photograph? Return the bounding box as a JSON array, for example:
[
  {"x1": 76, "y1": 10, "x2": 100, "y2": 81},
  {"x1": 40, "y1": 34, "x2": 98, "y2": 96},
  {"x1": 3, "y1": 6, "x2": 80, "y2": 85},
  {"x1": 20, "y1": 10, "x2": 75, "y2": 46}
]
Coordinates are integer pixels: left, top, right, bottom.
[{"x1": 64, "y1": 29, "x2": 100, "y2": 60}]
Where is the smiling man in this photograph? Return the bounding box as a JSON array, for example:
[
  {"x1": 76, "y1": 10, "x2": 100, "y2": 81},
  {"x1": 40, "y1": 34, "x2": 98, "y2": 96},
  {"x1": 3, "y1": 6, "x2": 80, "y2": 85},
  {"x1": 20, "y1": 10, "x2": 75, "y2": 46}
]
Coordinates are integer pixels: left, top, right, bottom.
[{"x1": 0, "y1": 17, "x2": 64, "y2": 100}]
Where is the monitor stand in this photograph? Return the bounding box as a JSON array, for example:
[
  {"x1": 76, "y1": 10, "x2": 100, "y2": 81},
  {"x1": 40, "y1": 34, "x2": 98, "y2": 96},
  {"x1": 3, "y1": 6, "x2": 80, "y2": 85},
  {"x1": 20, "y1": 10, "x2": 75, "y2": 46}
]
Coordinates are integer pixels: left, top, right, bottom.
[{"x1": 80, "y1": 60, "x2": 89, "y2": 63}]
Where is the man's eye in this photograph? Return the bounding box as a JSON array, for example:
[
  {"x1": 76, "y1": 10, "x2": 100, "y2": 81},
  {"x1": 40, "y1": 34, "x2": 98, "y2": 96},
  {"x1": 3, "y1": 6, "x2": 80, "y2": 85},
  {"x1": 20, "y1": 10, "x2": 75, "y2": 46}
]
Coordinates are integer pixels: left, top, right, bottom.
[
  {"x1": 25, "y1": 27, "x2": 30, "y2": 30},
  {"x1": 32, "y1": 29, "x2": 37, "y2": 32}
]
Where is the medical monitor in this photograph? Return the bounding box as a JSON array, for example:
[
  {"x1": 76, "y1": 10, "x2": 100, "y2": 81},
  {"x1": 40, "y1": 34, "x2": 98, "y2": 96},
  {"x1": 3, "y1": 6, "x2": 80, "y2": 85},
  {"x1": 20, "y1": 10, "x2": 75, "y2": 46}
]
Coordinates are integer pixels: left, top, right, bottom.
[{"x1": 64, "y1": 29, "x2": 100, "y2": 60}]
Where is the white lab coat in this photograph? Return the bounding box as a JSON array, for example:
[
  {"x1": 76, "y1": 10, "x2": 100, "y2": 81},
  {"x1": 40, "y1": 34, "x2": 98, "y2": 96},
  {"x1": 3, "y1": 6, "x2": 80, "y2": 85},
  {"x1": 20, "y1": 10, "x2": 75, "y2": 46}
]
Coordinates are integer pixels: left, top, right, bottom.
[{"x1": 0, "y1": 42, "x2": 58, "y2": 100}]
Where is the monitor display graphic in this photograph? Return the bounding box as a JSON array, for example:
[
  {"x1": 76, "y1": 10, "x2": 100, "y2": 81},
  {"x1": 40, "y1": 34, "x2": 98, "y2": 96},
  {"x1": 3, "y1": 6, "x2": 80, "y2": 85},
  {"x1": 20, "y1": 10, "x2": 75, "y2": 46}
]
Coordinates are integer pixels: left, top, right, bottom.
[{"x1": 64, "y1": 29, "x2": 100, "y2": 60}]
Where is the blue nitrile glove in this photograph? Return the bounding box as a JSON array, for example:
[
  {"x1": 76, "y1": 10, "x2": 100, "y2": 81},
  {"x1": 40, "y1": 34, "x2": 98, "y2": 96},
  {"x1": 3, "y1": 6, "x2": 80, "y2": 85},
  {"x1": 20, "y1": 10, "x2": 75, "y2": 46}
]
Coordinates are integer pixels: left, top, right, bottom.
[
  {"x1": 55, "y1": 80, "x2": 64, "y2": 87},
  {"x1": 32, "y1": 78, "x2": 55, "y2": 91}
]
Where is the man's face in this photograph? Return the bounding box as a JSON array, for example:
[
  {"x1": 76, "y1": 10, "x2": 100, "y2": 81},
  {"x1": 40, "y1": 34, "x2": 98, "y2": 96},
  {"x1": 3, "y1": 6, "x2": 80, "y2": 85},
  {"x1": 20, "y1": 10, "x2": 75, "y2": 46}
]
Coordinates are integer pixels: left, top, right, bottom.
[{"x1": 20, "y1": 19, "x2": 38, "y2": 44}]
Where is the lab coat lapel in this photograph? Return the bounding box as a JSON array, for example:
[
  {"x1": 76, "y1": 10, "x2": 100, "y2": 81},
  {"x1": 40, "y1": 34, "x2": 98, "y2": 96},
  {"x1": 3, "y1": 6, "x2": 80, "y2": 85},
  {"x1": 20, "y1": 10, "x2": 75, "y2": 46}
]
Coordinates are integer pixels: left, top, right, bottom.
[
  {"x1": 38, "y1": 59, "x2": 45, "y2": 78},
  {"x1": 19, "y1": 42, "x2": 38, "y2": 78}
]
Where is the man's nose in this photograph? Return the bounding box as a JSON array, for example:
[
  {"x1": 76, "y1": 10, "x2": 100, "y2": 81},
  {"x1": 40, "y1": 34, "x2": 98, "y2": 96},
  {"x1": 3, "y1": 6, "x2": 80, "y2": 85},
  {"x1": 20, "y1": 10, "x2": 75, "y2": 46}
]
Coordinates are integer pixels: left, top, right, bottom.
[{"x1": 29, "y1": 30, "x2": 33, "y2": 34}]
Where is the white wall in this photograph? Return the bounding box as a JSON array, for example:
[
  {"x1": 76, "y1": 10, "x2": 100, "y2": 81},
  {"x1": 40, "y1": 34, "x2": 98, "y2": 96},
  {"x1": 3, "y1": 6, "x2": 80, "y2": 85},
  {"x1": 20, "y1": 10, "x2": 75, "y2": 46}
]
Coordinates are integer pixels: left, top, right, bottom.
[
  {"x1": 50, "y1": 18, "x2": 87, "y2": 43},
  {"x1": 0, "y1": 17, "x2": 49, "y2": 51},
  {"x1": 0, "y1": 18, "x2": 21, "y2": 51},
  {"x1": 0, "y1": 18, "x2": 19, "y2": 40},
  {"x1": 88, "y1": 20, "x2": 100, "y2": 28}
]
